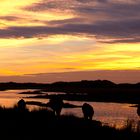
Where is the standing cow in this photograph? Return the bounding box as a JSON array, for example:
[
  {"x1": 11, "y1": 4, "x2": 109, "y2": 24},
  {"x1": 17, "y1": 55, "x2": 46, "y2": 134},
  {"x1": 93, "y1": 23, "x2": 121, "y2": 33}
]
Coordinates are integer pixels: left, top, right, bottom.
[
  {"x1": 17, "y1": 99, "x2": 26, "y2": 110},
  {"x1": 47, "y1": 98, "x2": 63, "y2": 116},
  {"x1": 137, "y1": 104, "x2": 140, "y2": 117},
  {"x1": 82, "y1": 103, "x2": 94, "y2": 120}
]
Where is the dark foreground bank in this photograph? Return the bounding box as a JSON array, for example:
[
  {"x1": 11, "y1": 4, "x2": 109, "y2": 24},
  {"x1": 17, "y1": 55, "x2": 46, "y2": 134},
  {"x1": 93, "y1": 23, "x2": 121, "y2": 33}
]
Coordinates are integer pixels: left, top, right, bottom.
[{"x1": 0, "y1": 106, "x2": 140, "y2": 140}]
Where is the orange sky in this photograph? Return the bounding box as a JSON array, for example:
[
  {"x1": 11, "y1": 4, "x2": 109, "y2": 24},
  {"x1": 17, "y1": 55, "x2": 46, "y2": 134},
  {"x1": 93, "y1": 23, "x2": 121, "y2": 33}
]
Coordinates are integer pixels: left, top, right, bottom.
[{"x1": 0, "y1": 0, "x2": 139, "y2": 82}]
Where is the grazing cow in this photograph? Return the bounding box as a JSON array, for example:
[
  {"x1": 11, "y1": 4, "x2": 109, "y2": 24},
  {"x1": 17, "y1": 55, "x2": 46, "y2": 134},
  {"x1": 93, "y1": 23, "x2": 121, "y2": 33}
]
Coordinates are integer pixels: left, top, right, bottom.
[
  {"x1": 137, "y1": 104, "x2": 140, "y2": 117},
  {"x1": 47, "y1": 98, "x2": 63, "y2": 116},
  {"x1": 82, "y1": 103, "x2": 94, "y2": 120}
]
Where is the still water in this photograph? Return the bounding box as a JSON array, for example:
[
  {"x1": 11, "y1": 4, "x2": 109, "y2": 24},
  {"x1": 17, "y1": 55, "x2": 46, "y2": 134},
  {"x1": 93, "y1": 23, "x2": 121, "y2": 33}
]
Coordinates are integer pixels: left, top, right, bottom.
[{"x1": 0, "y1": 89, "x2": 139, "y2": 128}]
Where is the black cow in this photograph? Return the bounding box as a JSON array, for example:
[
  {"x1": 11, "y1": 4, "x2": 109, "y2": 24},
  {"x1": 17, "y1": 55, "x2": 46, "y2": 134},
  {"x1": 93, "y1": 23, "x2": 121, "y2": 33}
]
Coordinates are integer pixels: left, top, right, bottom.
[
  {"x1": 137, "y1": 104, "x2": 140, "y2": 117},
  {"x1": 17, "y1": 99, "x2": 28, "y2": 112},
  {"x1": 82, "y1": 103, "x2": 94, "y2": 120},
  {"x1": 47, "y1": 98, "x2": 63, "y2": 116}
]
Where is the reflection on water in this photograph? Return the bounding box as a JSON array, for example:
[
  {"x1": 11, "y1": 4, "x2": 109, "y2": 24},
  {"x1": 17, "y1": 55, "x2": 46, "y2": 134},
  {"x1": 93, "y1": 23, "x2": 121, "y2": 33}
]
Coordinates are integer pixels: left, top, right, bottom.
[
  {"x1": 62, "y1": 101, "x2": 139, "y2": 129},
  {"x1": 0, "y1": 90, "x2": 49, "y2": 110},
  {"x1": 0, "y1": 90, "x2": 139, "y2": 128}
]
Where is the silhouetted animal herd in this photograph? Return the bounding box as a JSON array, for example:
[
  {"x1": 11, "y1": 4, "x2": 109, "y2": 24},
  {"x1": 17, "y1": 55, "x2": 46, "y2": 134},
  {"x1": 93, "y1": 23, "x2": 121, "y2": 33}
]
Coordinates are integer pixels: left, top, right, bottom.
[{"x1": 17, "y1": 99, "x2": 140, "y2": 120}]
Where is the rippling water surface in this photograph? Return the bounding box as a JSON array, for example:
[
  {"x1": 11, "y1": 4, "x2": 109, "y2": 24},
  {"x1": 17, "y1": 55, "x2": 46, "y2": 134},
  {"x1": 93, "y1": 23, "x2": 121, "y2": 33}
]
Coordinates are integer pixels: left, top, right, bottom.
[{"x1": 0, "y1": 90, "x2": 139, "y2": 128}]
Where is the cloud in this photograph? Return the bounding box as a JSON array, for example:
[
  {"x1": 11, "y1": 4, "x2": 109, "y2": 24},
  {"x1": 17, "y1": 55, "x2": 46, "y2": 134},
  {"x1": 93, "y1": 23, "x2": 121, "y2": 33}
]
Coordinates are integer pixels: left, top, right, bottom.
[
  {"x1": 100, "y1": 38, "x2": 140, "y2": 44},
  {"x1": 0, "y1": 0, "x2": 139, "y2": 43},
  {"x1": 23, "y1": 0, "x2": 110, "y2": 12},
  {"x1": 76, "y1": 0, "x2": 96, "y2": 3},
  {"x1": 23, "y1": 0, "x2": 68, "y2": 12},
  {"x1": 0, "y1": 18, "x2": 140, "y2": 43},
  {"x1": 47, "y1": 18, "x2": 86, "y2": 25},
  {"x1": 23, "y1": 0, "x2": 140, "y2": 15},
  {"x1": 0, "y1": 16, "x2": 22, "y2": 21},
  {"x1": 22, "y1": 0, "x2": 140, "y2": 24}
]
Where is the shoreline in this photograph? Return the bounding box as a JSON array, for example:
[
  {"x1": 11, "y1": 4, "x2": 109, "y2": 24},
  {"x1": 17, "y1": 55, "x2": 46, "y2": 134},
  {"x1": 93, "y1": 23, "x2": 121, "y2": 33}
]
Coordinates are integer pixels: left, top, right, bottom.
[{"x1": 25, "y1": 93, "x2": 140, "y2": 105}]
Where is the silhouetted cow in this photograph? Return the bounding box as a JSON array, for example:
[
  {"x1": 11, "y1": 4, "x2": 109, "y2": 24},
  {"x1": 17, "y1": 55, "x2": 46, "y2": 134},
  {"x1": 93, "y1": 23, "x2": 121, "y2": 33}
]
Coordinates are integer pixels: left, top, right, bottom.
[
  {"x1": 47, "y1": 98, "x2": 63, "y2": 116},
  {"x1": 82, "y1": 103, "x2": 94, "y2": 120},
  {"x1": 137, "y1": 104, "x2": 140, "y2": 117},
  {"x1": 17, "y1": 99, "x2": 28, "y2": 112}
]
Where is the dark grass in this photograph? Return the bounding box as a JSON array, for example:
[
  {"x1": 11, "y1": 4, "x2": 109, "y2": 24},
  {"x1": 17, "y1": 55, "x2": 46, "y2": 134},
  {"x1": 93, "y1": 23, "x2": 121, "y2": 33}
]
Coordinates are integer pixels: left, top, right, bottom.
[{"x1": 0, "y1": 106, "x2": 139, "y2": 140}]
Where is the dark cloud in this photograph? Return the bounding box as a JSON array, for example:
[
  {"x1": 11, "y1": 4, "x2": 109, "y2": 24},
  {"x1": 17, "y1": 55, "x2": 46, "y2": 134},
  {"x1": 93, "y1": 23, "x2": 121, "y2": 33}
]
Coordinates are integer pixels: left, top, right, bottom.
[
  {"x1": 76, "y1": 0, "x2": 94, "y2": 3},
  {"x1": 64, "y1": 68, "x2": 77, "y2": 70},
  {"x1": 74, "y1": 2, "x2": 140, "y2": 21},
  {"x1": 24, "y1": 0, "x2": 68, "y2": 12},
  {"x1": 47, "y1": 18, "x2": 86, "y2": 25},
  {"x1": 76, "y1": 0, "x2": 108, "y2": 3},
  {"x1": 23, "y1": 0, "x2": 109, "y2": 12},
  {"x1": 0, "y1": 18, "x2": 140, "y2": 43},
  {"x1": 100, "y1": 38, "x2": 140, "y2": 44},
  {"x1": 23, "y1": 0, "x2": 140, "y2": 16},
  {"x1": 0, "y1": 16, "x2": 22, "y2": 21},
  {"x1": 22, "y1": 0, "x2": 140, "y2": 26},
  {"x1": 0, "y1": 16, "x2": 44, "y2": 25},
  {"x1": 0, "y1": 0, "x2": 139, "y2": 43}
]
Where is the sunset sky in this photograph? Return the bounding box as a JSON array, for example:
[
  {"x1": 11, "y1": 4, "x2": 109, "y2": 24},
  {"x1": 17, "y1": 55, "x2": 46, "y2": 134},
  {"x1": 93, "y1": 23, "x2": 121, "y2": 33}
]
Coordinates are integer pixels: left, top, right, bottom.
[{"x1": 0, "y1": 0, "x2": 140, "y2": 83}]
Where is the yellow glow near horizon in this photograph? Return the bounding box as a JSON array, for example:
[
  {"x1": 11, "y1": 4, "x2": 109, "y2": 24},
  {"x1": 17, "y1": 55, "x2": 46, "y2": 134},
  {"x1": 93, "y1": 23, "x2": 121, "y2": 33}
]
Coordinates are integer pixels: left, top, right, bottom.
[
  {"x1": 0, "y1": 69, "x2": 22, "y2": 76},
  {"x1": 0, "y1": 39, "x2": 139, "y2": 76}
]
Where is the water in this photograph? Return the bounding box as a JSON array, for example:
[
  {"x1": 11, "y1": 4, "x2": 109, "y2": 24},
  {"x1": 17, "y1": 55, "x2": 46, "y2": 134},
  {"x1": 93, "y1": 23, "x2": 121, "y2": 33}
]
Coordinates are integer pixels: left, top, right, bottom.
[
  {"x1": 0, "y1": 89, "x2": 49, "y2": 110},
  {"x1": 62, "y1": 101, "x2": 139, "y2": 129},
  {"x1": 0, "y1": 89, "x2": 139, "y2": 129}
]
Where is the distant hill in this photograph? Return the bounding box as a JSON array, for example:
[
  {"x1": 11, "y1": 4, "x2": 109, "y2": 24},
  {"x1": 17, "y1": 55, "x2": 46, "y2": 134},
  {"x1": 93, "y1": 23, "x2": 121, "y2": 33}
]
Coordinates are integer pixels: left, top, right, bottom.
[
  {"x1": 1, "y1": 80, "x2": 140, "y2": 104},
  {"x1": 0, "y1": 80, "x2": 140, "y2": 91}
]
